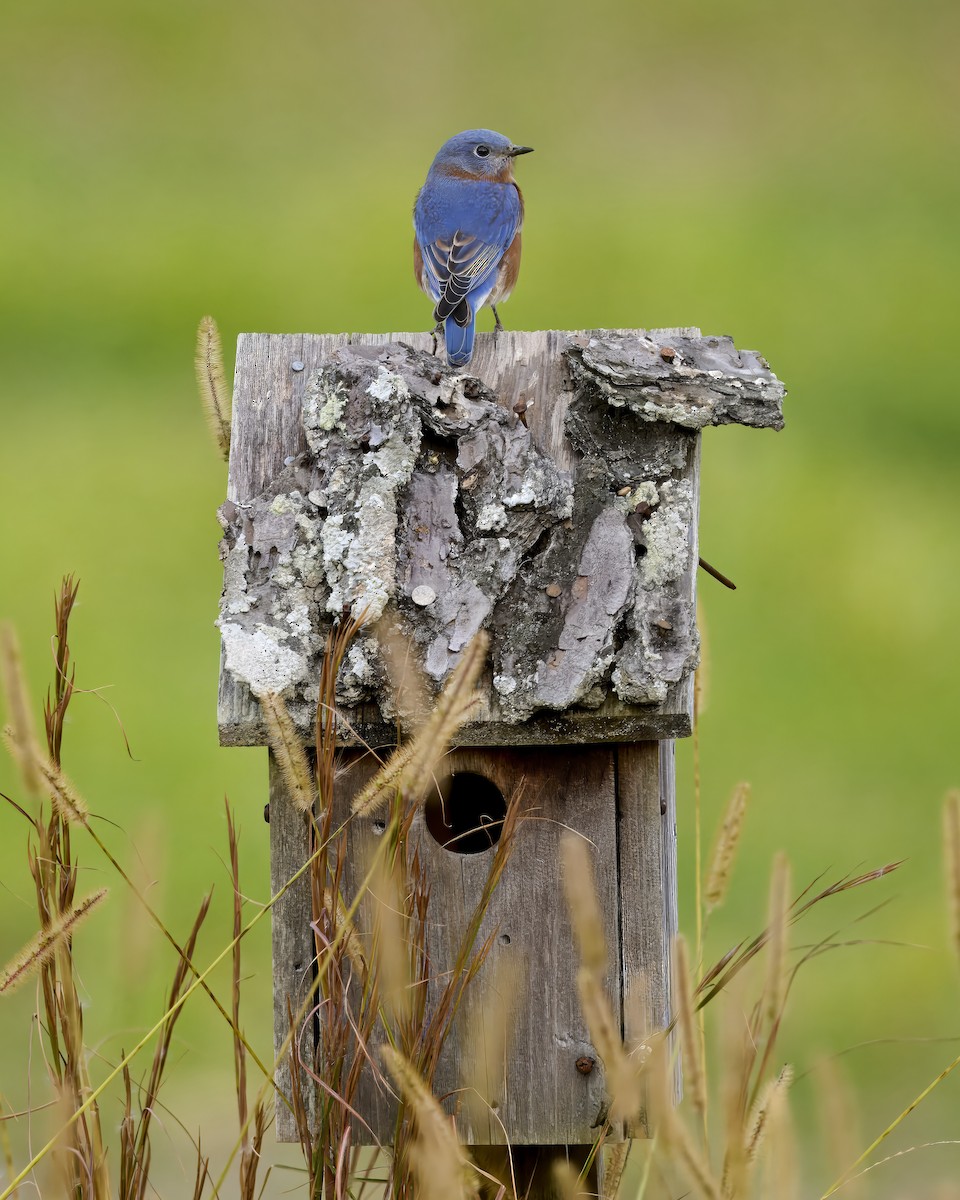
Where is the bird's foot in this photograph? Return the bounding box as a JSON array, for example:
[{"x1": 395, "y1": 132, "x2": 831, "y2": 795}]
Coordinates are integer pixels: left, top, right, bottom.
[{"x1": 430, "y1": 321, "x2": 443, "y2": 357}]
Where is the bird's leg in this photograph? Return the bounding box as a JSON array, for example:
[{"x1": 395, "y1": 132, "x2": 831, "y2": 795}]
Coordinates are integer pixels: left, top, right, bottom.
[
  {"x1": 491, "y1": 305, "x2": 504, "y2": 334},
  {"x1": 430, "y1": 320, "x2": 443, "y2": 357}
]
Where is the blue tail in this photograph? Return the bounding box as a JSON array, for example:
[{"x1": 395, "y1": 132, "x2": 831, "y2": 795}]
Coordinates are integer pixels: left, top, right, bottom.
[{"x1": 444, "y1": 310, "x2": 476, "y2": 367}]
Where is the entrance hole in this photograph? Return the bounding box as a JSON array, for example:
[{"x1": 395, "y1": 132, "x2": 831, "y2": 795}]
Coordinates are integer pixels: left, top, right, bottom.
[{"x1": 424, "y1": 771, "x2": 507, "y2": 854}]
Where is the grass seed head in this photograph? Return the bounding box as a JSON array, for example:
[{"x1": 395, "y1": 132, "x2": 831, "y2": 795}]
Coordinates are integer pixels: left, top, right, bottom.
[
  {"x1": 195, "y1": 315, "x2": 231, "y2": 460},
  {"x1": 562, "y1": 834, "x2": 607, "y2": 976},
  {"x1": 763, "y1": 852, "x2": 791, "y2": 1030},
  {"x1": 673, "y1": 934, "x2": 707, "y2": 1127},
  {"x1": 1, "y1": 889, "x2": 108, "y2": 994},
  {"x1": 745, "y1": 1064, "x2": 793, "y2": 1163},
  {"x1": 815, "y1": 1055, "x2": 864, "y2": 1200},
  {"x1": 705, "y1": 782, "x2": 750, "y2": 913},
  {"x1": 1, "y1": 625, "x2": 44, "y2": 797},
  {"x1": 255, "y1": 690, "x2": 316, "y2": 814},
  {"x1": 352, "y1": 630, "x2": 487, "y2": 817},
  {"x1": 381, "y1": 1045, "x2": 478, "y2": 1200}
]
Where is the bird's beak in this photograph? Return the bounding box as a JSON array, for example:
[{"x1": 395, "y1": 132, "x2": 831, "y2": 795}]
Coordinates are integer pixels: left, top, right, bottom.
[{"x1": 508, "y1": 145, "x2": 534, "y2": 156}]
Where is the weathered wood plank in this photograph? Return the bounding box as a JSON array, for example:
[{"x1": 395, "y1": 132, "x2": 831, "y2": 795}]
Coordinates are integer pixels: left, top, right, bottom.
[
  {"x1": 269, "y1": 740, "x2": 677, "y2": 1171},
  {"x1": 304, "y1": 745, "x2": 623, "y2": 1147},
  {"x1": 659, "y1": 738, "x2": 681, "y2": 1106},
  {"x1": 616, "y1": 741, "x2": 679, "y2": 1133},
  {"x1": 216, "y1": 330, "x2": 760, "y2": 748},
  {"x1": 617, "y1": 743, "x2": 670, "y2": 1033},
  {"x1": 658, "y1": 740, "x2": 679, "y2": 989},
  {"x1": 437, "y1": 746, "x2": 621, "y2": 1146},
  {"x1": 268, "y1": 752, "x2": 317, "y2": 1142}
]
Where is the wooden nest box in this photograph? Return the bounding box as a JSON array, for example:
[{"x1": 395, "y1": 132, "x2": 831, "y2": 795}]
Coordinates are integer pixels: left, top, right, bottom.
[{"x1": 217, "y1": 329, "x2": 784, "y2": 1150}]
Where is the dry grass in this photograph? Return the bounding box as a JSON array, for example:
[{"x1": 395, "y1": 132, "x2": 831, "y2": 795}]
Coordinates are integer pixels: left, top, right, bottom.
[
  {"x1": 0, "y1": 888, "x2": 107, "y2": 995},
  {"x1": 462, "y1": 958, "x2": 521, "y2": 1141},
  {"x1": 266, "y1": 621, "x2": 524, "y2": 1200},
  {"x1": 382, "y1": 1046, "x2": 479, "y2": 1200},
  {"x1": 256, "y1": 688, "x2": 317, "y2": 814},
  {"x1": 944, "y1": 790, "x2": 960, "y2": 965},
  {"x1": 0, "y1": 581, "x2": 275, "y2": 1200},
  {"x1": 562, "y1": 834, "x2": 641, "y2": 1125},
  {"x1": 744, "y1": 1064, "x2": 793, "y2": 1165},
  {"x1": 557, "y1": 800, "x2": 930, "y2": 1200},
  {"x1": 672, "y1": 934, "x2": 707, "y2": 1137},
  {"x1": 2, "y1": 578, "x2": 960, "y2": 1200},
  {"x1": 1, "y1": 622, "x2": 44, "y2": 795},
  {"x1": 226, "y1": 803, "x2": 271, "y2": 1200},
  {"x1": 815, "y1": 1056, "x2": 865, "y2": 1200},
  {"x1": 352, "y1": 630, "x2": 486, "y2": 817},
  {"x1": 704, "y1": 782, "x2": 750, "y2": 914},
  {"x1": 4, "y1": 579, "x2": 112, "y2": 1199},
  {"x1": 119, "y1": 893, "x2": 213, "y2": 1200}
]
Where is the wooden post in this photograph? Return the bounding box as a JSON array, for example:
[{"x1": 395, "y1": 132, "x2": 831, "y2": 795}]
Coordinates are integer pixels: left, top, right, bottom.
[{"x1": 217, "y1": 329, "x2": 784, "y2": 1183}]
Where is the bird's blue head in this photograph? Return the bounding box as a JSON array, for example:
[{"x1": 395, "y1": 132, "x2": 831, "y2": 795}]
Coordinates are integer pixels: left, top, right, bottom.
[{"x1": 429, "y1": 128, "x2": 534, "y2": 181}]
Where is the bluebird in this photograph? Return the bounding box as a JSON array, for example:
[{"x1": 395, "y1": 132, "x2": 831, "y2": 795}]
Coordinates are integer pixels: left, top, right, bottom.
[{"x1": 413, "y1": 129, "x2": 533, "y2": 368}]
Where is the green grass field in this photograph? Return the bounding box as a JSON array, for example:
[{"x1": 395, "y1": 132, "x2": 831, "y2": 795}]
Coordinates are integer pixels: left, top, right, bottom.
[{"x1": 2, "y1": 0, "x2": 959, "y2": 1193}]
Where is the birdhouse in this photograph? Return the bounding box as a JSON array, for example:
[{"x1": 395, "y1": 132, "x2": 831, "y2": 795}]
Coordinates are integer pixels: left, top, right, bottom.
[{"x1": 216, "y1": 329, "x2": 784, "y2": 1154}]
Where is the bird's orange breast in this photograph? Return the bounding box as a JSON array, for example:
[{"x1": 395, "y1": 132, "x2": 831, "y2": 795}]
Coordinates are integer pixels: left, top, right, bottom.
[
  {"x1": 413, "y1": 236, "x2": 429, "y2": 295},
  {"x1": 489, "y1": 232, "x2": 522, "y2": 306}
]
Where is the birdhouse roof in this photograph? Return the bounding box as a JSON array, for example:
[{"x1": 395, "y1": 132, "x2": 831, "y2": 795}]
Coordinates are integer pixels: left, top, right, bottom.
[{"x1": 217, "y1": 329, "x2": 784, "y2": 748}]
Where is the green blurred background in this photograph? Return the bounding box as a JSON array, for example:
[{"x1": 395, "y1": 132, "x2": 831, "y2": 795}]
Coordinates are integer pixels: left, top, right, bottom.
[{"x1": 1, "y1": 0, "x2": 959, "y2": 1193}]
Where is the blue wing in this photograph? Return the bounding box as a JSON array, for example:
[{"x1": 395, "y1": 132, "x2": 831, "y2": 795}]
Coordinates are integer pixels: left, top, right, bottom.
[{"x1": 414, "y1": 180, "x2": 522, "y2": 328}]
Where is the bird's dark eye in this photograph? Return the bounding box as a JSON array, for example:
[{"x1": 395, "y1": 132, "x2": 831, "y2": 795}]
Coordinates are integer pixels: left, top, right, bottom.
[{"x1": 475, "y1": 145, "x2": 491, "y2": 158}]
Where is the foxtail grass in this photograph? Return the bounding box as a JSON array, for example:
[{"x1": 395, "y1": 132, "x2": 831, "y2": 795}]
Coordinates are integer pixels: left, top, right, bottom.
[
  {"x1": 382, "y1": 1046, "x2": 479, "y2": 1200},
  {"x1": 256, "y1": 688, "x2": 317, "y2": 814},
  {"x1": 2, "y1": 580, "x2": 111, "y2": 1199},
  {"x1": 562, "y1": 833, "x2": 642, "y2": 1124},
  {"x1": 270, "y1": 619, "x2": 522, "y2": 1200},
  {"x1": 0, "y1": 888, "x2": 107, "y2": 994},
  {"x1": 1, "y1": 623, "x2": 43, "y2": 795},
  {"x1": 118, "y1": 892, "x2": 212, "y2": 1200},
  {"x1": 815, "y1": 1056, "x2": 864, "y2": 1200},
  {"x1": 462, "y1": 958, "x2": 521, "y2": 1140},
  {"x1": 759, "y1": 1070, "x2": 797, "y2": 1200},
  {"x1": 195, "y1": 314, "x2": 231, "y2": 459},
  {"x1": 4, "y1": 573, "x2": 959, "y2": 1200},
  {"x1": 760, "y1": 852, "x2": 791, "y2": 1060},
  {"x1": 226, "y1": 802, "x2": 271, "y2": 1200},
  {"x1": 744, "y1": 1065, "x2": 793, "y2": 1164},
  {"x1": 672, "y1": 934, "x2": 707, "y2": 1139},
  {"x1": 352, "y1": 630, "x2": 486, "y2": 817},
  {"x1": 704, "y1": 782, "x2": 750, "y2": 914},
  {"x1": 0, "y1": 579, "x2": 302, "y2": 1198}
]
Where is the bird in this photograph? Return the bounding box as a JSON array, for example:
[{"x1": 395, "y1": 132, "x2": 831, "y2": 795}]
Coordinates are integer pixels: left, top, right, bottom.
[{"x1": 413, "y1": 129, "x2": 533, "y2": 368}]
